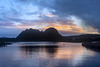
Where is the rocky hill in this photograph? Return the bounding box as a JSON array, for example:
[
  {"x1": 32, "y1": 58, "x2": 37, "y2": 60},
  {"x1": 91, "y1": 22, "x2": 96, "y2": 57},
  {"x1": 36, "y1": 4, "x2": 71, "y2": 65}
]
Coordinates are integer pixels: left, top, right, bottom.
[{"x1": 16, "y1": 27, "x2": 63, "y2": 41}]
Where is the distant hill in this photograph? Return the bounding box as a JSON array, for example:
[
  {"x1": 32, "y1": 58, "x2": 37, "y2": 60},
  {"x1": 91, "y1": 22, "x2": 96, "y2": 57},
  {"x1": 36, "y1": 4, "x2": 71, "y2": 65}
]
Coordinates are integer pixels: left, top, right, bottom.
[
  {"x1": 16, "y1": 27, "x2": 63, "y2": 41},
  {"x1": 63, "y1": 34, "x2": 100, "y2": 42}
]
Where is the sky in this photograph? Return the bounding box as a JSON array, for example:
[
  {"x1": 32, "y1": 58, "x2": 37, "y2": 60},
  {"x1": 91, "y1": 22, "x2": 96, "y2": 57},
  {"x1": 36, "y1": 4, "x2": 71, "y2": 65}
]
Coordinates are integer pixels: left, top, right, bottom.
[{"x1": 0, "y1": 0, "x2": 100, "y2": 37}]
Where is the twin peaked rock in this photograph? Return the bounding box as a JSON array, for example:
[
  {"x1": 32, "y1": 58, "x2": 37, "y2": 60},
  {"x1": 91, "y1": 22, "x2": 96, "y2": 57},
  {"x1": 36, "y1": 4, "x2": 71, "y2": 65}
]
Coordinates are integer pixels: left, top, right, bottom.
[{"x1": 17, "y1": 27, "x2": 63, "y2": 41}]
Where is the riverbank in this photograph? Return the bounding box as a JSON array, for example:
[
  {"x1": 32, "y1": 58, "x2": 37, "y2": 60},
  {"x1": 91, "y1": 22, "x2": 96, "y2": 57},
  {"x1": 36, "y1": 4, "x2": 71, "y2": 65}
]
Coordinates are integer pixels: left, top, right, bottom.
[{"x1": 82, "y1": 41, "x2": 100, "y2": 48}]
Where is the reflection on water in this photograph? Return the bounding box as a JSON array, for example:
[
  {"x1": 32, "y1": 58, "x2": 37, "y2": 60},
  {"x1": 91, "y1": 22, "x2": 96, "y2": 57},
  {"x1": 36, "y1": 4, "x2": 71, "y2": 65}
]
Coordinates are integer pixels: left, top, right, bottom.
[
  {"x1": 82, "y1": 44, "x2": 100, "y2": 53},
  {"x1": 20, "y1": 45, "x2": 58, "y2": 58},
  {"x1": 0, "y1": 42, "x2": 100, "y2": 67}
]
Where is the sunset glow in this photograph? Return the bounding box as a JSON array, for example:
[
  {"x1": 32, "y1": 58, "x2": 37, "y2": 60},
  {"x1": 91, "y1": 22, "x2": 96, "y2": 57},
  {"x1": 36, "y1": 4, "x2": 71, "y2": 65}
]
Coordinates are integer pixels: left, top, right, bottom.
[{"x1": 0, "y1": 0, "x2": 100, "y2": 37}]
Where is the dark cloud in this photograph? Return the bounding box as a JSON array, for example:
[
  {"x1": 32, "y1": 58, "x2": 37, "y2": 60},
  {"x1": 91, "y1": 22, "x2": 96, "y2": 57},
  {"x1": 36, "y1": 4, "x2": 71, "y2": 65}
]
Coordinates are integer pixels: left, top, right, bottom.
[
  {"x1": 50, "y1": 0, "x2": 100, "y2": 30},
  {"x1": 16, "y1": 0, "x2": 100, "y2": 30}
]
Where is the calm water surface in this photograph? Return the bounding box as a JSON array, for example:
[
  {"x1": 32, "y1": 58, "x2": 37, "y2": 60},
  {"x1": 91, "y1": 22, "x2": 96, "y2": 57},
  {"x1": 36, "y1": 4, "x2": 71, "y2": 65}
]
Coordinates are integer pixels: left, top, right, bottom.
[{"x1": 0, "y1": 42, "x2": 100, "y2": 67}]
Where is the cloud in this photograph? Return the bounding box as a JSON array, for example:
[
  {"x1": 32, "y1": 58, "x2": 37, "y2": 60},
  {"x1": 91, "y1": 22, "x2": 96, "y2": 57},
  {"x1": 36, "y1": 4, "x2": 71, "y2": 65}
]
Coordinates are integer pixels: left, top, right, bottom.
[
  {"x1": 49, "y1": 0, "x2": 100, "y2": 30},
  {"x1": 19, "y1": 0, "x2": 100, "y2": 31},
  {"x1": 43, "y1": 23, "x2": 99, "y2": 35},
  {"x1": 0, "y1": 0, "x2": 100, "y2": 37},
  {"x1": 13, "y1": 19, "x2": 99, "y2": 36}
]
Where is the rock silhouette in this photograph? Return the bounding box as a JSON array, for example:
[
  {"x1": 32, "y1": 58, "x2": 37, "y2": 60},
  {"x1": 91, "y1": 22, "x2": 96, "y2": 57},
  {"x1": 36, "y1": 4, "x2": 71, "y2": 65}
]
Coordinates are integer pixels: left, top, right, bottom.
[
  {"x1": 44, "y1": 27, "x2": 62, "y2": 41},
  {"x1": 17, "y1": 27, "x2": 63, "y2": 41}
]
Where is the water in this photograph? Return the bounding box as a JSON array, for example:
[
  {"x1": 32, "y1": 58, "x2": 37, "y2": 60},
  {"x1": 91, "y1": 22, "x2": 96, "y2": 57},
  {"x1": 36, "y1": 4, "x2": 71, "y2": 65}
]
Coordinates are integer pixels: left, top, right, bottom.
[{"x1": 0, "y1": 42, "x2": 100, "y2": 67}]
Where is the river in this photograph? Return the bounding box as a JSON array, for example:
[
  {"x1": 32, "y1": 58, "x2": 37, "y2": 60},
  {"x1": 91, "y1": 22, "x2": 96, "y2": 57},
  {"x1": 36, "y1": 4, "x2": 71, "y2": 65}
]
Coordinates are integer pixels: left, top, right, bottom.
[{"x1": 0, "y1": 42, "x2": 100, "y2": 67}]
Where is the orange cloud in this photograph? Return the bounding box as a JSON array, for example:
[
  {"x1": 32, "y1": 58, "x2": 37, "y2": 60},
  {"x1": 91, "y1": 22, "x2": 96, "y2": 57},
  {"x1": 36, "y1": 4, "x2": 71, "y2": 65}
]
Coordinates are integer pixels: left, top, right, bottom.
[
  {"x1": 43, "y1": 23, "x2": 99, "y2": 34},
  {"x1": 14, "y1": 20, "x2": 99, "y2": 35}
]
